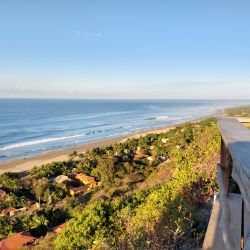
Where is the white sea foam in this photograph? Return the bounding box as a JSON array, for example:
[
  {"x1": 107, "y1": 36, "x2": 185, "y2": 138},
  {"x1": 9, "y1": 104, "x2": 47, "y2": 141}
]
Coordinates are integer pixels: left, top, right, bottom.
[
  {"x1": 0, "y1": 134, "x2": 86, "y2": 151},
  {"x1": 155, "y1": 116, "x2": 169, "y2": 120}
]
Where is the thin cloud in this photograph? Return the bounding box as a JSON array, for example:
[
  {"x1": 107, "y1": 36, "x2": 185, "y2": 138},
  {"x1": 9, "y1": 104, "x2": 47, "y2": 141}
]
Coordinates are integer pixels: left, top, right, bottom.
[{"x1": 76, "y1": 30, "x2": 101, "y2": 38}]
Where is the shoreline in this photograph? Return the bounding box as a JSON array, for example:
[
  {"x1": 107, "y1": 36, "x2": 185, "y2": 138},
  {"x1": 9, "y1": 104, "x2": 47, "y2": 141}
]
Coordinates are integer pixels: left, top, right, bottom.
[{"x1": 0, "y1": 116, "x2": 213, "y2": 174}]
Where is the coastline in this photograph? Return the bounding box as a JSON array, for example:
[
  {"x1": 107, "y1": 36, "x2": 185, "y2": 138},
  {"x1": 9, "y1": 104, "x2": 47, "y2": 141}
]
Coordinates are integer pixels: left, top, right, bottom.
[{"x1": 0, "y1": 116, "x2": 212, "y2": 174}]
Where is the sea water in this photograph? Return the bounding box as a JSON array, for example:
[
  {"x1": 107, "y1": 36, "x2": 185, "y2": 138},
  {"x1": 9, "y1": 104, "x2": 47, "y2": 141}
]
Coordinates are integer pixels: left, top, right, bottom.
[{"x1": 0, "y1": 99, "x2": 248, "y2": 162}]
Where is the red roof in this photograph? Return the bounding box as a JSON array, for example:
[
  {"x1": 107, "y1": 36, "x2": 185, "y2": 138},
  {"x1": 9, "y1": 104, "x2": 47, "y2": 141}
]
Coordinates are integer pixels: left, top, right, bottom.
[
  {"x1": 0, "y1": 189, "x2": 6, "y2": 198},
  {"x1": 53, "y1": 222, "x2": 67, "y2": 233},
  {"x1": 0, "y1": 232, "x2": 35, "y2": 250},
  {"x1": 75, "y1": 173, "x2": 97, "y2": 187},
  {"x1": 0, "y1": 241, "x2": 9, "y2": 250}
]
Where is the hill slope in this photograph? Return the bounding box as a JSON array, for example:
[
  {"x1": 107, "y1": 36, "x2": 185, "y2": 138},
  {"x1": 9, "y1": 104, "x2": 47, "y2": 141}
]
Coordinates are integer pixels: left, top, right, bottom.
[
  {"x1": 1, "y1": 118, "x2": 220, "y2": 249},
  {"x1": 54, "y1": 118, "x2": 220, "y2": 249}
]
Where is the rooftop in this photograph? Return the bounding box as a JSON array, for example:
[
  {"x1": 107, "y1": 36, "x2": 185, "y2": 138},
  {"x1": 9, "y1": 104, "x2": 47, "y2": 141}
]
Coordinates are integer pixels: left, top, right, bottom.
[
  {"x1": 0, "y1": 232, "x2": 36, "y2": 250},
  {"x1": 53, "y1": 175, "x2": 71, "y2": 183},
  {"x1": 53, "y1": 222, "x2": 67, "y2": 233},
  {"x1": 0, "y1": 189, "x2": 6, "y2": 198}
]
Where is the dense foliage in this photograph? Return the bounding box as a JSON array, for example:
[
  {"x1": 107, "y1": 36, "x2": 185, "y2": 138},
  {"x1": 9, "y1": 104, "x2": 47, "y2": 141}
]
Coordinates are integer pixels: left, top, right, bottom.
[
  {"x1": 0, "y1": 118, "x2": 220, "y2": 249},
  {"x1": 225, "y1": 105, "x2": 250, "y2": 117},
  {"x1": 54, "y1": 118, "x2": 220, "y2": 249}
]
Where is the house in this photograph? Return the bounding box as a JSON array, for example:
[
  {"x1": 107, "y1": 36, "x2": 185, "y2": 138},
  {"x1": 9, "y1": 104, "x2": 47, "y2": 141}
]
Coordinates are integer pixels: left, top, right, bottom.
[
  {"x1": 0, "y1": 189, "x2": 6, "y2": 199},
  {"x1": 53, "y1": 175, "x2": 71, "y2": 184},
  {"x1": 0, "y1": 232, "x2": 36, "y2": 250},
  {"x1": 53, "y1": 222, "x2": 67, "y2": 233},
  {"x1": 0, "y1": 207, "x2": 16, "y2": 217},
  {"x1": 28, "y1": 202, "x2": 41, "y2": 215},
  {"x1": 134, "y1": 146, "x2": 149, "y2": 158},
  {"x1": 161, "y1": 138, "x2": 169, "y2": 144},
  {"x1": 158, "y1": 156, "x2": 167, "y2": 161},
  {"x1": 15, "y1": 207, "x2": 27, "y2": 213},
  {"x1": 75, "y1": 174, "x2": 97, "y2": 187},
  {"x1": 69, "y1": 186, "x2": 88, "y2": 196},
  {"x1": 0, "y1": 206, "x2": 32, "y2": 217},
  {"x1": 121, "y1": 155, "x2": 130, "y2": 162},
  {"x1": 69, "y1": 173, "x2": 97, "y2": 188},
  {"x1": 135, "y1": 151, "x2": 147, "y2": 158},
  {"x1": 133, "y1": 151, "x2": 147, "y2": 160},
  {"x1": 147, "y1": 156, "x2": 158, "y2": 162}
]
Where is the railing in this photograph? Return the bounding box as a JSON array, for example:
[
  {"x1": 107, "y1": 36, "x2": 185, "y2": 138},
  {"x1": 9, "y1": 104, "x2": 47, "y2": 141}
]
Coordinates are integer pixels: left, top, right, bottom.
[{"x1": 217, "y1": 117, "x2": 250, "y2": 249}]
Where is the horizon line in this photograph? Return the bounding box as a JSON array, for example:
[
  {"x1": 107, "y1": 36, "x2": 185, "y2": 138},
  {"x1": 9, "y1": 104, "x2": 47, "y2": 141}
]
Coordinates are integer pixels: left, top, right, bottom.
[{"x1": 0, "y1": 97, "x2": 250, "y2": 101}]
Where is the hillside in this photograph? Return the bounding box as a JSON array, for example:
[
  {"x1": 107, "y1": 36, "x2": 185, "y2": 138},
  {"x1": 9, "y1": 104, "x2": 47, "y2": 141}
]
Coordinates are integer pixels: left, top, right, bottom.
[
  {"x1": 0, "y1": 118, "x2": 220, "y2": 249},
  {"x1": 224, "y1": 105, "x2": 250, "y2": 117}
]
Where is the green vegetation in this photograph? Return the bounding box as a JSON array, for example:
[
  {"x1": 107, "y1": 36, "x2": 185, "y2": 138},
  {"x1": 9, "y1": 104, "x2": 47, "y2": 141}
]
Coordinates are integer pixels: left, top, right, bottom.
[
  {"x1": 0, "y1": 118, "x2": 220, "y2": 249},
  {"x1": 225, "y1": 105, "x2": 250, "y2": 117}
]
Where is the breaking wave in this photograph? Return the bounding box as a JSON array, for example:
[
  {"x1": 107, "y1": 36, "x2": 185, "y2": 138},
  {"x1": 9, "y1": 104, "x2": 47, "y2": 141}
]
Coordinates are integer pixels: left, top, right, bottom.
[{"x1": 0, "y1": 134, "x2": 86, "y2": 151}]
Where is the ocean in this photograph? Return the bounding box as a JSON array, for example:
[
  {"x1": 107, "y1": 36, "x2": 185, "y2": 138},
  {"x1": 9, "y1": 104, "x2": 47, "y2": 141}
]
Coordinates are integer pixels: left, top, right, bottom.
[{"x1": 0, "y1": 99, "x2": 247, "y2": 163}]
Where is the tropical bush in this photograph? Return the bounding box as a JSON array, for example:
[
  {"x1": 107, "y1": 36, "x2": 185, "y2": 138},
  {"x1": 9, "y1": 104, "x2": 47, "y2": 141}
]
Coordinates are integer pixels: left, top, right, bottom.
[
  {"x1": 225, "y1": 105, "x2": 250, "y2": 117},
  {"x1": 54, "y1": 118, "x2": 220, "y2": 249},
  {"x1": 0, "y1": 118, "x2": 220, "y2": 248}
]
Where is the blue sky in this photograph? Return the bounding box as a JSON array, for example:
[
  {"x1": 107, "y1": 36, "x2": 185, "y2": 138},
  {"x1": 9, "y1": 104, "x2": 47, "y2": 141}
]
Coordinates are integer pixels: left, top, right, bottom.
[{"x1": 0, "y1": 0, "x2": 250, "y2": 99}]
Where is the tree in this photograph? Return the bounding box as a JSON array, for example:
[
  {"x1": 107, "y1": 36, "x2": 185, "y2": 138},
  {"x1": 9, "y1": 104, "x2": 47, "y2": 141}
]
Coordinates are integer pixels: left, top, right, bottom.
[
  {"x1": 0, "y1": 173, "x2": 22, "y2": 192},
  {"x1": 29, "y1": 214, "x2": 49, "y2": 237},
  {"x1": 54, "y1": 200, "x2": 115, "y2": 250},
  {"x1": 33, "y1": 178, "x2": 49, "y2": 201},
  {"x1": 69, "y1": 151, "x2": 78, "y2": 160},
  {"x1": 32, "y1": 178, "x2": 67, "y2": 203},
  {"x1": 5, "y1": 193, "x2": 28, "y2": 209},
  {"x1": 95, "y1": 158, "x2": 117, "y2": 186},
  {"x1": 0, "y1": 217, "x2": 13, "y2": 240}
]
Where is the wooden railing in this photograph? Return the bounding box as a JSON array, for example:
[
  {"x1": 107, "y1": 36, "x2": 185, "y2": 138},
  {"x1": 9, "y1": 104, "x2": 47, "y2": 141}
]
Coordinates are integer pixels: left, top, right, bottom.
[
  {"x1": 218, "y1": 117, "x2": 250, "y2": 249},
  {"x1": 203, "y1": 117, "x2": 250, "y2": 250}
]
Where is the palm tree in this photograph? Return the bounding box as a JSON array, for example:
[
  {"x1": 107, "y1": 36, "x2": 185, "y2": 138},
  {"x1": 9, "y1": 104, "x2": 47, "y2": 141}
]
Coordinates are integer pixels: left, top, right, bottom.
[
  {"x1": 69, "y1": 151, "x2": 78, "y2": 160},
  {"x1": 31, "y1": 214, "x2": 49, "y2": 228}
]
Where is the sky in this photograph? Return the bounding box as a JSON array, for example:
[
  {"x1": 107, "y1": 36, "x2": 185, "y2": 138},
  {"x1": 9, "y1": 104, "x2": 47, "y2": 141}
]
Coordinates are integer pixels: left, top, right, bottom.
[{"x1": 0, "y1": 0, "x2": 250, "y2": 99}]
